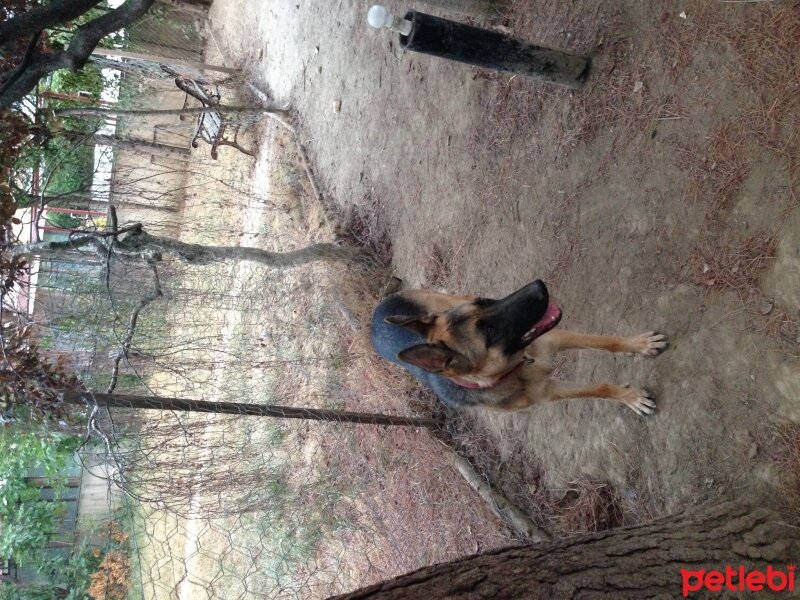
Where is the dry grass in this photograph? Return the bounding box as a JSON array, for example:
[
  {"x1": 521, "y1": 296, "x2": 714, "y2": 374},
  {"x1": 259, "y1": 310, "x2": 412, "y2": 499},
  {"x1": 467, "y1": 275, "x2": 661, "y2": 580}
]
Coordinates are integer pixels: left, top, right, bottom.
[
  {"x1": 551, "y1": 478, "x2": 623, "y2": 534},
  {"x1": 443, "y1": 411, "x2": 632, "y2": 539},
  {"x1": 473, "y1": 0, "x2": 683, "y2": 163},
  {"x1": 661, "y1": 3, "x2": 800, "y2": 346},
  {"x1": 690, "y1": 233, "x2": 775, "y2": 293},
  {"x1": 669, "y1": 2, "x2": 800, "y2": 208},
  {"x1": 676, "y1": 119, "x2": 752, "y2": 217},
  {"x1": 772, "y1": 422, "x2": 800, "y2": 520},
  {"x1": 340, "y1": 190, "x2": 393, "y2": 269},
  {"x1": 481, "y1": 0, "x2": 800, "y2": 210},
  {"x1": 689, "y1": 233, "x2": 798, "y2": 338},
  {"x1": 423, "y1": 244, "x2": 452, "y2": 288}
]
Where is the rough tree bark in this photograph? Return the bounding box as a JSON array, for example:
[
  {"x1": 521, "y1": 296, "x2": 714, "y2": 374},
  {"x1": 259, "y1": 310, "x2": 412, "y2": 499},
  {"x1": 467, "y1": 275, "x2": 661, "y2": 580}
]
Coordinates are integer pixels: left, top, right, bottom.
[
  {"x1": 331, "y1": 500, "x2": 799, "y2": 599},
  {"x1": 0, "y1": 0, "x2": 157, "y2": 108},
  {"x1": 11, "y1": 223, "x2": 362, "y2": 267}
]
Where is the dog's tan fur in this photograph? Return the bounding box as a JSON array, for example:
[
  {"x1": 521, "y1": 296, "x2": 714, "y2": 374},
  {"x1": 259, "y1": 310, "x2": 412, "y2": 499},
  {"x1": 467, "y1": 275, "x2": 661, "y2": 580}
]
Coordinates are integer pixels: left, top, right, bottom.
[{"x1": 397, "y1": 289, "x2": 667, "y2": 415}]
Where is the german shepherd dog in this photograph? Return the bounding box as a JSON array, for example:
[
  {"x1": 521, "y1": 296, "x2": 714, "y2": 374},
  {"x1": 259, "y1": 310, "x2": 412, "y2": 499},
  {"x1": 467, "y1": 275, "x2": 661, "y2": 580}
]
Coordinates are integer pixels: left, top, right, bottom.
[{"x1": 371, "y1": 279, "x2": 668, "y2": 415}]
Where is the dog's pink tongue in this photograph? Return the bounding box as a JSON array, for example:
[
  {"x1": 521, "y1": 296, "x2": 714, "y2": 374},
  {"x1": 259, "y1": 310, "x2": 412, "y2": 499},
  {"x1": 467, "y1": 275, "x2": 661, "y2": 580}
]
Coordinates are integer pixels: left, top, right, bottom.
[{"x1": 532, "y1": 302, "x2": 562, "y2": 335}]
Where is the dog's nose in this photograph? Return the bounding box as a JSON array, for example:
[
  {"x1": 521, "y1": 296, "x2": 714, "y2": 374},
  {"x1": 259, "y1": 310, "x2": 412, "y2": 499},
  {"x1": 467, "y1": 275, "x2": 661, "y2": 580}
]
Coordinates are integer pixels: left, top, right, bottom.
[
  {"x1": 530, "y1": 279, "x2": 547, "y2": 297},
  {"x1": 501, "y1": 279, "x2": 549, "y2": 306}
]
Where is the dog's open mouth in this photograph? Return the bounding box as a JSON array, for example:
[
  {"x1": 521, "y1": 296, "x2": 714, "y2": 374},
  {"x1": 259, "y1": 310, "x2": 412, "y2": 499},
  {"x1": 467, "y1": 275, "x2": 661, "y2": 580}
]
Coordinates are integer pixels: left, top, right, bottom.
[{"x1": 520, "y1": 302, "x2": 562, "y2": 345}]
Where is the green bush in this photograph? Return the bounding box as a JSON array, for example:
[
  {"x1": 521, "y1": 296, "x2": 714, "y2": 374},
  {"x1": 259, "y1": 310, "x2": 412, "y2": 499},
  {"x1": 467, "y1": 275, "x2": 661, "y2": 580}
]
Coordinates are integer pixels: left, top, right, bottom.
[
  {"x1": 49, "y1": 64, "x2": 104, "y2": 99},
  {"x1": 45, "y1": 211, "x2": 83, "y2": 230},
  {"x1": 41, "y1": 137, "x2": 95, "y2": 196},
  {"x1": 0, "y1": 430, "x2": 81, "y2": 564}
]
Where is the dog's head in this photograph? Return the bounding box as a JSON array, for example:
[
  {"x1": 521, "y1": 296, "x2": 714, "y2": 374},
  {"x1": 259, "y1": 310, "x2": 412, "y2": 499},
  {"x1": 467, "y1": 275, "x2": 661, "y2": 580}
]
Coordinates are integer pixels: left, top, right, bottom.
[{"x1": 385, "y1": 280, "x2": 561, "y2": 386}]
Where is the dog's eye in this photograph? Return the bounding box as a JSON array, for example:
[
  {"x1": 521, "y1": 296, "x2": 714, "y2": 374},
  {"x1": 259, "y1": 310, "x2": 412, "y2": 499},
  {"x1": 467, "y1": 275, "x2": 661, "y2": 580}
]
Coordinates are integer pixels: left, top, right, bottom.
[{"x1": 477, "y1": 319, "x2": 495, "y2": 342}]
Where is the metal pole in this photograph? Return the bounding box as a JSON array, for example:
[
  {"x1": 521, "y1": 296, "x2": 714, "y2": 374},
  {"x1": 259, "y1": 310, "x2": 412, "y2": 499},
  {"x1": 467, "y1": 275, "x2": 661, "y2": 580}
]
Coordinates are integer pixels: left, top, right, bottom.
[
  {"x1": 399, "y1": 11, "x2": 590, "y2": 87},
  {"x1": 64, "y1": 392, "x2": 438, "y2": 428}
]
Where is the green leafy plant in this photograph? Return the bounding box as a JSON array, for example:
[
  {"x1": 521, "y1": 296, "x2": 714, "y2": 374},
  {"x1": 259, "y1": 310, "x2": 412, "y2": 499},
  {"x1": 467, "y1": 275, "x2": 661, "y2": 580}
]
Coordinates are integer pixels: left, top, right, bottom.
[
  {"x1": 45, "y1": 211, "x2": 83, "y2": 230},
  {"x1": 49, "y1": 65, "x2": 105, "y2": 99},
  {"x1": 0, "y1": 429, "x2": 80, "y2": 564}
]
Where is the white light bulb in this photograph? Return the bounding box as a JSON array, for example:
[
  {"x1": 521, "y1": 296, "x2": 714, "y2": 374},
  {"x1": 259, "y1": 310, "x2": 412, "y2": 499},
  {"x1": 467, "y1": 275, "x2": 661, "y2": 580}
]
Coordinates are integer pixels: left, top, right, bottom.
[
  {"x1": 367, "y1": 5, "x2": 391, "y2": 29},
  {"x1": 367, "y1": 5, "x2": 412, "y2": 36}
]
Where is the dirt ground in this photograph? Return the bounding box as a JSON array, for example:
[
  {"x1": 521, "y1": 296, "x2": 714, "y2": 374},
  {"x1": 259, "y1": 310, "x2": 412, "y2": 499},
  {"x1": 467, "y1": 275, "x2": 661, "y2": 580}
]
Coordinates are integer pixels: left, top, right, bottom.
[{"x1": 208, "y1": 0, "x2": 799, "y2": 550}]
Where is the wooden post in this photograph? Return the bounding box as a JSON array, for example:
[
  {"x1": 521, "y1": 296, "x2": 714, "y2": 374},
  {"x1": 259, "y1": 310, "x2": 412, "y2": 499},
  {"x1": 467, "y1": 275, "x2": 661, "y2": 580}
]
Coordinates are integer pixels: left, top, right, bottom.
[{"x1": 399, "y1": 11, "x2": 590, "y2": 87}]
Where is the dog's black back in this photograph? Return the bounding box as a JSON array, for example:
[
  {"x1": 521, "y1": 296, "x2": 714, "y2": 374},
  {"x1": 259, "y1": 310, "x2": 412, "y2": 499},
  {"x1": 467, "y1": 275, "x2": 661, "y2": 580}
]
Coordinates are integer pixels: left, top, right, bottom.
[{"x1": 370, "y1": 294, "x2": 478, "y2": 407}]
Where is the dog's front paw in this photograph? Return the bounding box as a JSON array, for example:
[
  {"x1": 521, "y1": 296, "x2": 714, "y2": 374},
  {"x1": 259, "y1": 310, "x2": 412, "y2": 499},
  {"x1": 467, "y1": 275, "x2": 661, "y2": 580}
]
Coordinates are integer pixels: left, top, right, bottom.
[
  {"x1": 631, "y1": 331, "x2": 668, "y2": 356},
  {"x1": 622, "y1": 386, "x2": 657, "y2": 416}
]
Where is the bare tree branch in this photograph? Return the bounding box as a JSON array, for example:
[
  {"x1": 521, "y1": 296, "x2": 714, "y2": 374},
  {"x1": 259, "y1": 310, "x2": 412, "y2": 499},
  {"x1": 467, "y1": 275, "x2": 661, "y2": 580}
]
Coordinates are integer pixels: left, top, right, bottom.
[
  {"x1": 0, "y1": 0, "x2": 102, "y2": 46},
  {"x1": 0, "y1": 0, "x2": 157, "y2": 108},
  {"x1": 11, "y1": 231, "x2": 109, "y2": 258},
  {"x1": 107, "y1": 261, "x2": 163, "y2": 394}
]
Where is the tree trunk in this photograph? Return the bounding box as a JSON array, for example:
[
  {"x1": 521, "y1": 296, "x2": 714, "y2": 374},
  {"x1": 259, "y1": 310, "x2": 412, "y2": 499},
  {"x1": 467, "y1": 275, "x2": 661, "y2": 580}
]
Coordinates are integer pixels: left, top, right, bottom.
[
  {"x1": 0, "y1": 0, "x2": 102, "y2": 46},
  {"x1": 331, "y1": 500, "x2": 799, "y2": 599},
  {"x1": 56, "y1": 105, "x2": 290, "y2": 119},
  {"x1": 45, "y1": 195, "x2": 178, "y2": 214},
  {"x1": 91, "y1": 134, "x2": 191, "y2": 160},
  {"x1": 12, "y1": 225, "x2": 362, "y2": 266},
  {"x1": 0, "y1": 0, "x2": 158, "y2": 107},
  {"x1": 63, "y1": 392, "x2": 437, "y2": 428},
  {"x1": 121, "y1": 230, "x2": 361, "y2": 267},
  {"x1": 31, "y1": 130, "x2": 190, "y2": 161}
]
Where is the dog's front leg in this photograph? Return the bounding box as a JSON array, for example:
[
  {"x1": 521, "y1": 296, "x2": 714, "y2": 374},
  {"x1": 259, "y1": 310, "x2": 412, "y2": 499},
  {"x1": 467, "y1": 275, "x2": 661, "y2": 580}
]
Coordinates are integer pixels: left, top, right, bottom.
[
  {"x1": 538, "y1": 329, "x2": 668, "y2": 356},
  {"x1": 541, "y1": 379, "x2": 657, "y2": 416}
]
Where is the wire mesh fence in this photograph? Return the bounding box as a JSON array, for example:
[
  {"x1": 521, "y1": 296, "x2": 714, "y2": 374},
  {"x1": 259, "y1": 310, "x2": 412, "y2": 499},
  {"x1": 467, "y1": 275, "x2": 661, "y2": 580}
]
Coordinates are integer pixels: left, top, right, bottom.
[
  {"x1": 4, "y1": 4, "x2": 517, "y2": 599},
  {"x1": 21, "y1": 185, "x2": 512, "y2": 598},
  {"x1": 19, "y1": 145, "x2": 380, "y2": 598},
  {"x1": 11, "y1": 98, "x2": 510, "y2": 600}
]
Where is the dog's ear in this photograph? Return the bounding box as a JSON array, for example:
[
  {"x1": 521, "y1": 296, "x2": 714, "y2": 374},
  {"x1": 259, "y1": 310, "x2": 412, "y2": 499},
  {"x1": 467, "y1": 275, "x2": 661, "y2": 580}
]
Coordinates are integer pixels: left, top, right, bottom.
[
  {"x1": 398, "y1": 344, "x2": 467, "y2": 374},
  {"x1": 384, "y1": 314, "x2": 436, "y2": 338}
]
